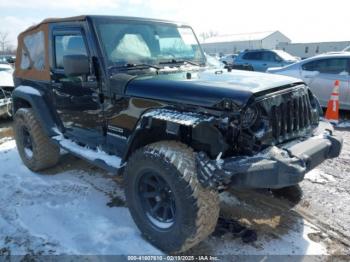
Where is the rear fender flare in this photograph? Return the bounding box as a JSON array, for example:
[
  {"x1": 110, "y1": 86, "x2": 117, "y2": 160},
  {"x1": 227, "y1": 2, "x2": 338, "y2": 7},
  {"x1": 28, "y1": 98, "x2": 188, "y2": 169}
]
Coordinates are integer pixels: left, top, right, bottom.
[{"x1": 12, "y1": 85, "x2": 61, "y2": 137}]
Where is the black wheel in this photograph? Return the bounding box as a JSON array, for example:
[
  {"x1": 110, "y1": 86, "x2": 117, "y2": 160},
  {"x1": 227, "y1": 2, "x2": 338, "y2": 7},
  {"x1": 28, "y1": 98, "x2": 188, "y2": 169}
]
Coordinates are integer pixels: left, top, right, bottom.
[
  {"x1": 14, "y1": 108, "x2": 60, "y2": 171},
  {"x1": 138, "y1": 171, "x2": 176, "y2": 228},
  {"x1": 125, "y1": 141, "x2": 220, "y2": 253}
]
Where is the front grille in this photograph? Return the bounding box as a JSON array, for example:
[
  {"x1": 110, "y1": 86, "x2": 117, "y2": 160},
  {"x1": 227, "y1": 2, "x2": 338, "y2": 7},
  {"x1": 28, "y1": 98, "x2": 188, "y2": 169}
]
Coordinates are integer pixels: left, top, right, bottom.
[
  {"x1": 258, "y1": 86, "x2": 315, "y2": 144},
  {"x1": 271, "y1": 93, "x2": 312, "y2": 141}
]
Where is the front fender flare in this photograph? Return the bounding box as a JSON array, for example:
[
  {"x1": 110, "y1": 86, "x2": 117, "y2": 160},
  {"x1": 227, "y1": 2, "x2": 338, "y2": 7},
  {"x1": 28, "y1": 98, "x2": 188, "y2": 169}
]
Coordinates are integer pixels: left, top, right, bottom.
[{"x1": 124, "y1": 108, "x2": 228, "y2": 160}]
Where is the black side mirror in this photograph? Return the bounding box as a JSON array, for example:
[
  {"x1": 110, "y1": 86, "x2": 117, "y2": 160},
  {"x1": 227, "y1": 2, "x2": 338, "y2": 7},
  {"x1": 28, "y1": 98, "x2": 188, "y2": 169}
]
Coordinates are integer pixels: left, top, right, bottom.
[{"x1": 63, "y1": 55, "x2": 90, "y2": 76}]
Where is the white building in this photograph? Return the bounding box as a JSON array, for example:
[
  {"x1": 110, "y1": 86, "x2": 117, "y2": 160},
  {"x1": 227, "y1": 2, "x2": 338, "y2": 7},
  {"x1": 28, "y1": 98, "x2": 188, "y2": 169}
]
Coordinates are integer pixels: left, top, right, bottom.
[
  {"x1": 200, "y1": 31, "x2": 291, "y2": 55},
  {"x1": 277, "y1": 41, "x2": 350, "y2": 59}
]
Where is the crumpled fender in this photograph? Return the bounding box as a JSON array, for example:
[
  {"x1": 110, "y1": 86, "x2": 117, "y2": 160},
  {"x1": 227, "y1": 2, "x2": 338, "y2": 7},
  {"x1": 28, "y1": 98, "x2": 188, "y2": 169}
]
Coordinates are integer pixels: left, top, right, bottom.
[
  {"x1": 125, "y1": 108, "x2": 228, "y2": 159},
  {"x1": 142, "y1": 108, "x2": 214, "y2": 127}
]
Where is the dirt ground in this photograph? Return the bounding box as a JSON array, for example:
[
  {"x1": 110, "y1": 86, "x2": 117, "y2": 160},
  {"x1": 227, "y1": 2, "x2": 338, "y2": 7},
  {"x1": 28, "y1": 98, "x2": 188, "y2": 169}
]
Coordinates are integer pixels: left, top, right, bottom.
[{"x1": 0, "y1": 118, "x2": 349, "y2": 258}]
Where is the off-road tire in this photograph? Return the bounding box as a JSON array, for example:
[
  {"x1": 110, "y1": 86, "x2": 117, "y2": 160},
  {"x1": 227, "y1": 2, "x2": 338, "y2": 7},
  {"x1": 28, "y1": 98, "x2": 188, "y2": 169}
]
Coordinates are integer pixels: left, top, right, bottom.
[
  {"x1": 124, "y1": 141, "x2": 220, "y2": 253},
  {"x1": 14, "y1": 108, "x2": 60, "y2": 171}
]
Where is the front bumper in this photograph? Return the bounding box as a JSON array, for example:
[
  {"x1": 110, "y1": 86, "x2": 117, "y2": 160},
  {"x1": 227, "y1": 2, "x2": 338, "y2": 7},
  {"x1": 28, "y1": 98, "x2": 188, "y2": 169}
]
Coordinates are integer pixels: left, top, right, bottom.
[{"x1": 196, "y1": 121, "x2": 343, "y2": 189}]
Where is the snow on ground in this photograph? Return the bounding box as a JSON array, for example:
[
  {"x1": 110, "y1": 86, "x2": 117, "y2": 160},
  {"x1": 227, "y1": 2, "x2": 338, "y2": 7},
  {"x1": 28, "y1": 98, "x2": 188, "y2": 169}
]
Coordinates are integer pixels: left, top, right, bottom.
[
  {"x1": 337, "y1": 120, "x2": 350, "y2": 128},
  {"x1": 0, "y1": 138, "x2": 330, "y2": 255},
  {"x1": 304, "y1": 169, "x2": 336, "y2": 184},
  {"x1": 53, "y1": 134, "x2": 122, "y2": 168},
  {"x1": 205, "y1": 192, "x2": 328, "y2": 256},
  {"x1": 0, "y1": 140, "x2": 161, "y2": 255}
]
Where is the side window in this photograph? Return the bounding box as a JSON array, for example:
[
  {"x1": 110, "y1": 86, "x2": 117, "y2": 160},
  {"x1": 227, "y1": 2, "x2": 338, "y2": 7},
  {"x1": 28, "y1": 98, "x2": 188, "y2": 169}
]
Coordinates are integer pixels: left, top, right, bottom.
[
  {"x1": 54, "y1": 34, "x2": 88, "y2": 69},
  {"x1": 262, "y1": 51, "x2": 277, "y2": 62},
  {"x1": 21, "y1": 30, "x2": 45, "y2": 70},
  {"x1": 243, "y1": 52, "x2": 262, "y2": 60},
  {"x1": 302, "y1": 58, "x2": 348, "y2": 74},
  {"x1": 302, "y1": 60, "x2": 317, "y2": 71}
]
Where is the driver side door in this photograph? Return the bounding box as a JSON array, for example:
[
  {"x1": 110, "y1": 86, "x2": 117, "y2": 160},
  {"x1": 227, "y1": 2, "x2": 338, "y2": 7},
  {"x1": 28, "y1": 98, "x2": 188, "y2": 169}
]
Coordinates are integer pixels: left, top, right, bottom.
[{"x1": 50, "y1": 26, "x2": 104, "y2": 147}]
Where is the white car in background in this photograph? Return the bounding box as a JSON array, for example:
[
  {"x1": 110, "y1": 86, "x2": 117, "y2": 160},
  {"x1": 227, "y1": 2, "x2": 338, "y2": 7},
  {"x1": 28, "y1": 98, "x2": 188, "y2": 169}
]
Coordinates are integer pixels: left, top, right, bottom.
[
  {"x1": 219, "y1": 54, "x2": 237, "y2": 65},
  {"x1": 0, "y1": 63, "x2": 14, "y2": 117},
  {"x1": 267, "y1": 52, "x2": 350, "y2": 110}
]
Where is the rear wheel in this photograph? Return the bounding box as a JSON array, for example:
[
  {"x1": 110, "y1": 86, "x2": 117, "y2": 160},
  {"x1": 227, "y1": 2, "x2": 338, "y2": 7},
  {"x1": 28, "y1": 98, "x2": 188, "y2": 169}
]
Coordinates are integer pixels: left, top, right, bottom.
[
  {"x1": 14, "y1": 108, "x2": 60, "y2": 171},
  {"x1": 124, "y1": 141, "x2": 220, "y2": 253}
]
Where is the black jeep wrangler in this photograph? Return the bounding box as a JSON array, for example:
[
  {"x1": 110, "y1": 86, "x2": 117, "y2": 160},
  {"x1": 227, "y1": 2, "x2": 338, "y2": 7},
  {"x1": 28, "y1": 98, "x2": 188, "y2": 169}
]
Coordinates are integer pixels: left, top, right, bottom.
[{"x1": 12, "y1": 15, "x2": 342, "y2": 253}]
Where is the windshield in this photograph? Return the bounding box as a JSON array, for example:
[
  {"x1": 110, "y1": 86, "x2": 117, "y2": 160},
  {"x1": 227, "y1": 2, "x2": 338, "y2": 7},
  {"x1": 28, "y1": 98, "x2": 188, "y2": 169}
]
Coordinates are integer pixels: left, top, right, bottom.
[
  {"x1": 94, "y1": 20, "x2": 205, "y2": 67},
  {"x1": 274, "y1": 50, "x2": 298, "y2": 61}
]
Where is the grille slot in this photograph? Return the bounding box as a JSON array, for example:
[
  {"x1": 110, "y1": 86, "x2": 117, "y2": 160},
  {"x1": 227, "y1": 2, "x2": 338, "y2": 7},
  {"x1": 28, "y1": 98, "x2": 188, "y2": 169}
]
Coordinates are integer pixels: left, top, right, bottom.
[{"x1": 269, "y1": 92, "x2": 313, "y2": 142}]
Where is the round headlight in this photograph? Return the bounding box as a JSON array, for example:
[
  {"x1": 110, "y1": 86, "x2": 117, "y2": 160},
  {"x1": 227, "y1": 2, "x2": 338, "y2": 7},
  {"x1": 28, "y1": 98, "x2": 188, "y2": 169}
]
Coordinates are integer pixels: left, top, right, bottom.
[{"x1": 241, "y1": 106, "x2": 258, "y2": 128}]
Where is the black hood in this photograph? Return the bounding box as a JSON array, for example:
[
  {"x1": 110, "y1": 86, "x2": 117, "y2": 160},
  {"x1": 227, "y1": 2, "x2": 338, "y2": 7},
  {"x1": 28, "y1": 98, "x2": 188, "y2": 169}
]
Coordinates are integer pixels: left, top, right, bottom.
[{"x1": 125, "y1": 68, "x2": 303, "y2": 108}]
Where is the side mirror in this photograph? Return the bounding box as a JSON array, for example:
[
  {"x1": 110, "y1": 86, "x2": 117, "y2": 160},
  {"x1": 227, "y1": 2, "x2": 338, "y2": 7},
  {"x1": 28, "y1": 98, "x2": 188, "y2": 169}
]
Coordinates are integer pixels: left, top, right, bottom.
[{"x1": 63, "y1": 55, "x2": 90, "y2": 77}]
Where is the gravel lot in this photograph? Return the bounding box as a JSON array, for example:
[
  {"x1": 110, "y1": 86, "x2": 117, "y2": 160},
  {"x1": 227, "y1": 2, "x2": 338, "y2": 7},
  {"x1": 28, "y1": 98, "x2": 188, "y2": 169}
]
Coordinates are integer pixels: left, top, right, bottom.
[{"x1": 0, "y1": 119, "x2": 349, "y2": 258}]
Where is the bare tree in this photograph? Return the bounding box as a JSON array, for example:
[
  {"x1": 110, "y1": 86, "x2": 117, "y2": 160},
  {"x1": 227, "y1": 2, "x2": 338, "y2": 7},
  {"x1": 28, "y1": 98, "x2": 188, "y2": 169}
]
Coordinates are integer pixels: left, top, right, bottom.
[
  {"x1": 199, "y1": 30, "x2": 219, "y2": 42},
  {"x1": 0, "y1": 32, "x2": 10, "y2": 54}
]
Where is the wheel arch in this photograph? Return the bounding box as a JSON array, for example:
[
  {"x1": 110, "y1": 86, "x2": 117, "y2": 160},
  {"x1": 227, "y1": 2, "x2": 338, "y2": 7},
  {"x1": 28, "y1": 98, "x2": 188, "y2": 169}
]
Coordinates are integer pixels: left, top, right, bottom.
[
  {"x1": 122, "y1": 108, "x2": 228, "y2": 161},
  {"x1": 12, "y1": 86, "x2": 61, "y2": 137}
]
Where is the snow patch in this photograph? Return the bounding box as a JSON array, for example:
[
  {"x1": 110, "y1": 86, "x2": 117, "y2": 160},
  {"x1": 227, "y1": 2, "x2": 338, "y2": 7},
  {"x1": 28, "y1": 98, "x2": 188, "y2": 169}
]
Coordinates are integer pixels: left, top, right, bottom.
[
  {"x1": 0, "y1": 140, "x2": 161, "y2": 255},
  {"x1": 337, "y1": 121, "x2": 350, "y2": 128},
  {"x1": 53, "y1": 135, "x2": 122, "y2": 169},
  {"x1": 305, "y1": 169, "x2": 336, "y2": 184},
  {"x1": 0, "y1": 137, "x2": 12, "y2": 144}
]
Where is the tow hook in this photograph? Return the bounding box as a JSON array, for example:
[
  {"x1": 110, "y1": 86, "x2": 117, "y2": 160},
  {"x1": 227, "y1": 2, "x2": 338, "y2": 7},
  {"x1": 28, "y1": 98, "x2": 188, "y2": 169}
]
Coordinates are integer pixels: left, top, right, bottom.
[{"x1": 196, "y1": 151, "x2": 232, "y2": 189}]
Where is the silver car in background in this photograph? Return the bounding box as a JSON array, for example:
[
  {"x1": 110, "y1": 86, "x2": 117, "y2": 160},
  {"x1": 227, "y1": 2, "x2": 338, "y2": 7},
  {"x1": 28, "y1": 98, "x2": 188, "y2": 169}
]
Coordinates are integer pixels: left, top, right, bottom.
[{"x1": 268, "y1": 52, "x2": 350, "y2": 110}]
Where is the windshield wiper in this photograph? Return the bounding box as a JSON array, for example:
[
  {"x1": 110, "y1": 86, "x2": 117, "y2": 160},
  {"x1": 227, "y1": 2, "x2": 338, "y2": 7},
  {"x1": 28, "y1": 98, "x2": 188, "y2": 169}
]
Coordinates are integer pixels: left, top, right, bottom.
[
  {"x1": 108, "y1": 63, "x2": 161, "y2": 71},
  {"x1": 159, "y1": 59, "x2": 201, "y2": 66}
]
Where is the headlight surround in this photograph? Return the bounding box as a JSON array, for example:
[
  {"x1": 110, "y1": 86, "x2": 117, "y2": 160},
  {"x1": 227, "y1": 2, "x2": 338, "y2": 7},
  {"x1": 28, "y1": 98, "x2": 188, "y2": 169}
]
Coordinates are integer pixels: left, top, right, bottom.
[{"x1": 241, "y1": 105, "x2": 259, "y2": 128}]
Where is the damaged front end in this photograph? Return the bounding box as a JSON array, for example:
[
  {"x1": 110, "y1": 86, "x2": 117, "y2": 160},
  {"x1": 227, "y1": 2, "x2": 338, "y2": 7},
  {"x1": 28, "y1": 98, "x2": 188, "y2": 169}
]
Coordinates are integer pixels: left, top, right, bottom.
[
  {"x1": 196, "y1": 121, "x2": 342, "y2": 189},
  {"x1": 196, "y1": 84, "x2": 343, "y2": 189}
]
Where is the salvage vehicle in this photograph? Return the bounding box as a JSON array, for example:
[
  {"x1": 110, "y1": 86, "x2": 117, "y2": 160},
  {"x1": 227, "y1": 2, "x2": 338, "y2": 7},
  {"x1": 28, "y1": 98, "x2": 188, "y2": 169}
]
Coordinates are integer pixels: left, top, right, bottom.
[
  {"x1": 12, "y1": 15, "x2": 342, "y2": 253},
  {"x1": 0, "y1": 63, "x2": 14, "y2": 117}
]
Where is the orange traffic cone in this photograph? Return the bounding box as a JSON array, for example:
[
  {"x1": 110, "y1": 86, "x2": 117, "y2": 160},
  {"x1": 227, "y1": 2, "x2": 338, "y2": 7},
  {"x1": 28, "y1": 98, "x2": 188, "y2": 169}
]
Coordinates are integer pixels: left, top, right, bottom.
[{"x1": 324, "y1": 80, "x2": 340, "y2": 123}]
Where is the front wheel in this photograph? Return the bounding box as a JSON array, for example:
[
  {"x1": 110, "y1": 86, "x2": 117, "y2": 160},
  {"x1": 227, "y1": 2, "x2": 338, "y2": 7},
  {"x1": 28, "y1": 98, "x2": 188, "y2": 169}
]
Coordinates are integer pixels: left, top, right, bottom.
[{"x1": 124, "y1": 141, "x2": 220, "y2": 253}]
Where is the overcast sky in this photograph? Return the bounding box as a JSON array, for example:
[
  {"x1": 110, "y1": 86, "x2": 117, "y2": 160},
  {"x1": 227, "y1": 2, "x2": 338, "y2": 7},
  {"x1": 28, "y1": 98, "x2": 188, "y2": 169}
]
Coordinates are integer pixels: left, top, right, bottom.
[{"x1": 0, "y1": 0, "x2": 349, "y2": 47}]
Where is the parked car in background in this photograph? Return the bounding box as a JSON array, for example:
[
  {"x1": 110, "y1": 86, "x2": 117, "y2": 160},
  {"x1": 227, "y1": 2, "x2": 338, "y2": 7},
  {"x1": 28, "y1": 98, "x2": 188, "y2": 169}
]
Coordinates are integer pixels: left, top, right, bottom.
[
  {"x1": 219, "y1": 54, "x2": 237, "y2": 65},
  {"x1": 0, "y1": 63, "x2": 14, "y2": 117},
  {"x1": 234, "y1": 49, "x2": 299, "y2": 72},
  {"x1": 0, "y1": 55, "x2": 16, "y2": 65},
  {"x1": 267, "y1": 52, "x2": 350, "y2": 110}
]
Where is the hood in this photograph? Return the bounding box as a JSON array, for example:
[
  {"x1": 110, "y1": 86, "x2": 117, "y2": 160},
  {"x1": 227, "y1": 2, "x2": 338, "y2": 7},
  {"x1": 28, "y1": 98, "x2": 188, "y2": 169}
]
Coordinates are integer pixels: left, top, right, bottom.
[
  {"x1": 125, "y1": 68, "x2": 303, "y2": 108},
  {"x1": 0, "y1": 71, "x2": 14, "y2": 87}
]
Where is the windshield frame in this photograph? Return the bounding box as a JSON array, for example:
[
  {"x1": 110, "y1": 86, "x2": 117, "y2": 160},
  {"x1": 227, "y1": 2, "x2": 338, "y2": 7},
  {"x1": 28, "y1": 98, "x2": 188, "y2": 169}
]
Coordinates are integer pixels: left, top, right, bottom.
[{"x1": 91, "y1": 17, "x2": 207, "y2": 71}]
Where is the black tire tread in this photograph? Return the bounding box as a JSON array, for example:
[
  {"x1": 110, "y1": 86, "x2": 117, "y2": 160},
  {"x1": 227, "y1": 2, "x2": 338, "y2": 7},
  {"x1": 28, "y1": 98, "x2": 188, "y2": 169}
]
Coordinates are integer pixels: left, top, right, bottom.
[
  {"x1": 14, "y1": 108, "x2": 59, "y2": 171},
  {"x1": 134, "y1": 141, "x2": 220, "y2": 253}
]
